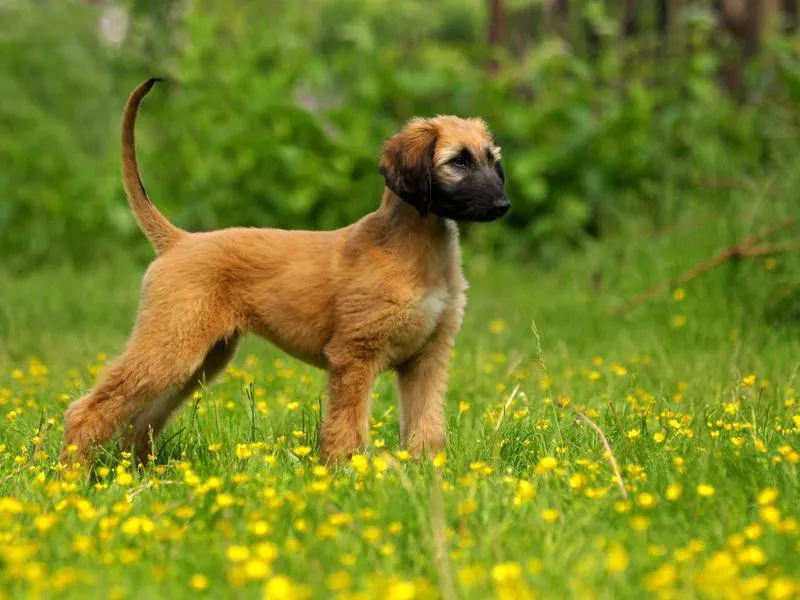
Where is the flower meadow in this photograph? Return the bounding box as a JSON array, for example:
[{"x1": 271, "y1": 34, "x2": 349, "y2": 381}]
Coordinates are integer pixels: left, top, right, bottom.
[{"x1": 1, "y1": 248, "x2": 798, "y2": 599}]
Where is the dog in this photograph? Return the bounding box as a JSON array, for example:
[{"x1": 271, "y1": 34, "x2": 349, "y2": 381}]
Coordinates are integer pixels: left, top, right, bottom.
[{"x1": 61, "y1": 78, "x2": 510, "y2": 466}]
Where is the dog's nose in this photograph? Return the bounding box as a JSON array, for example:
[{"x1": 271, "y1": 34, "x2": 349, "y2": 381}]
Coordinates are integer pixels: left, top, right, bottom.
[{"x1": 493, "y1": 196, "x2": 511, "y2": 216}]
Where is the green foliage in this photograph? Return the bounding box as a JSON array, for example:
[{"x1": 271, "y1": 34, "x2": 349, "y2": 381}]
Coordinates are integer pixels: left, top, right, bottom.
[
  {"x1": 0, "y1": 0, "x2": 798, "y2": 268},
  {"x1": 0, "y1": 2, "x2": 122, "y2": 264}
]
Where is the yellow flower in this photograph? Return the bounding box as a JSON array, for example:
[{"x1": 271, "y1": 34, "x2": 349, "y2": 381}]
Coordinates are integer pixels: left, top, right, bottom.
[
  {"x1": 489, "y1": 319, "x2": 507, "y2": 334},
  {"x1": 329, "y1": 513, "x2": 353, "y2": 527},
  {"x1": 0, "y1": 497, "x2": 24, "y2": 514},
  {"x1": 71, "y1": 535, "x2": 94, "y2": 554},
  {"x1": 388, "y1": 522, "x2": 403, "y2": 535},
  {"x1": 373, "y1": 455, "x2": 389, "y2": 472},
  {"x1": 115, "y1": 470, "x2": 134, "y2": 487},
  {"x1": 491, "y1": 562, "x2": 522, "y2": 583},
  {"x1": 292, "y1": 446, "x2": 312, "y2": 458},
  {"x1": 614, "y1": 500, "x2": 632, "y2": 513},
  {"x1": 326, "y1": 571, "x2": 352, "y2": 592},
  {"x1": 768, "y1": 577, "x2": 797, "y2": 600},
  {"x1": 350, "y1": 455, "x2": 369, "y2": 474},
  {"x1": 254, "y1": 542, "x2": 279, "y2": 562},
  {"x1": 432, "y1": 452, "x2": 446, "y2": 468},
  {"x1": 744, "y1": 523, "x2": 763, "y2": 540},
  {"x1": 264, "y1": 575, "x2": 308, "y2": 600},
  {"x1": 630, "y1": 516, "x2": 650, "y2": 531},
  {"x1": 215, "y1": 494, "x2": 235, "y2": 509},
  {"x1": 249, "y1": 521, "x2": 270, "y2": 536},
  {"x1": 120, "y1": 516, "x2": 155, "y2": 537},
  {"x1": 666, "y1": 483, "x2": 682, "y2": 501},
  {"x1": 458, "y1": 401, "x2": 470, "y2": 413},
  {"x1": 757, "y1": 487, "x2": 778, "y2": 505},
  {"x1": 643, "y1": 564, "x2": 677, "y2": 591},
  {"x1": 189, "y1": 574, "x2": 209, "y2": 591},
  {"x1": 535, "y1": 456, "x2": 557, "y2": 474},
  {"x1": 226, "y1": 546, "x2": 251, "y2": 563},
  {"x1": 759, "y1": 505, "x2": 781, "y2": 526},
  {"x1": 741, "y1": 575, "x2": 769, "y2": 596},
  {"x1": 184, "y1": 470, "x2": 201, "y2": 487},
  {"x1": 34, "y1": 514, "x2": 58, "y2": 534},
  {"x1": 458, "y1": 564, "x2": 486, "y2": 588},
  {"x1": 175, "y1": 507, "x2": 195, "y2": 520},
  {"x1": 517, "y1": 480, "x2": 536, "y2": 500},
  {"x1": 653, "y1": 432, "x2": 666, "y2": 443},
  {"x1": 741, "y1": 374, "x2": 756, "y2": 387},
  {"x1": 235, "y1": 444, "x2": 253, "y2": 459},
  {"x1": 540, "y1": 508, "x2": 559, "y2": 523},
  {"x1": 244, "y1": 559, "x2": 270, "y2": 580},
  {"x1": 672, "y1": 288, "x2": 686, "y2": 301},
  {"x1": 737, "y1": 545, "x2": 766, "y2": 566},
  {"x1": 568, "y1": 473, "x2": 585, "y2": 490},
  {"x1": 606, "y1": 543, "x2": 629, "y2": 573},
  {"x1": 395, "y1": 450, "x2": 410, "y2": 462},
  {"x1": 386, "y1": 580, "x2": 416, "y2": 600},
  {"x1": 362, "y1": 526, "x2": 381, "y2": 542},
  {"x1": 696, "y1": 484, "x2": 715, "y2": 498},
  {"x1": 120, "y1": 548, "x2": 141, "y2": 565},
  {"x1": 611, "y1": 364, "x2": 628, "y2": 377},
  {"x1": 671, "y1": 315, "x2": 686, "y2": 328},
  {"x1": 636, "y1": 493, "x2": 656, "y2": 509},
  {"x1": 457, "y1": 499, "x2": 478, "y2": 517}
]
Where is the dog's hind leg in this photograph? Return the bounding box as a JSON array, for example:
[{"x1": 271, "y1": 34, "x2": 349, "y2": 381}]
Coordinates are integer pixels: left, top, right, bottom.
[
  {"x1": 61, "y1": 307, "x2": 236, "y2": 466},
  {"x1": 121, "y1": 334, "x2": 240, "y2": 465}
]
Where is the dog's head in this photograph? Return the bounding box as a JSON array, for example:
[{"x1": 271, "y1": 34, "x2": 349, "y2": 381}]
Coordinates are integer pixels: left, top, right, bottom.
[{"x1": 378, "y1": 116, "x2": 510, "y2": 222}]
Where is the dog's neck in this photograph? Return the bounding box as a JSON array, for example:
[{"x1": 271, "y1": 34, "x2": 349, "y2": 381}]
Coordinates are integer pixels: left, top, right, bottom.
[{"x1": 378, "y1": 188, "x2": 455, "y2": 241}]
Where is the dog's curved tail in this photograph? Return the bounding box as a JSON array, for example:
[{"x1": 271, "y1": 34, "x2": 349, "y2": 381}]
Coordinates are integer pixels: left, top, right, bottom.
[{"x1": 121, "y1": 77, "x2": 185, "y2": 254}]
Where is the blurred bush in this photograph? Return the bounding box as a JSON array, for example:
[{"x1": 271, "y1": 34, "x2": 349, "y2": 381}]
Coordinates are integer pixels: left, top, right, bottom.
[{"x1": 1, "y1": 0, "x2": 799, "y2": 269}]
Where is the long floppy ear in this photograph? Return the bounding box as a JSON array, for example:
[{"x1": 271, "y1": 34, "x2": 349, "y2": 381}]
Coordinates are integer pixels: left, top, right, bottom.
[{"x1": 378, "y1": 118, "x2": 437, "y2": 216}]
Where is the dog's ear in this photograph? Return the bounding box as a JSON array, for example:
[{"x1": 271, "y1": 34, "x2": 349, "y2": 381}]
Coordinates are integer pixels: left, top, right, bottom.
[{"x1": 378, "y1": 119, "x2": 437, "y2": 216}]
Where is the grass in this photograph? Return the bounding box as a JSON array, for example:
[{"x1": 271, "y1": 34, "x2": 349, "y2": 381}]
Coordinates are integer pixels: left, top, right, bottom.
[{"x1": 0, "y1": 188, "x2": 798, "y2": 599}]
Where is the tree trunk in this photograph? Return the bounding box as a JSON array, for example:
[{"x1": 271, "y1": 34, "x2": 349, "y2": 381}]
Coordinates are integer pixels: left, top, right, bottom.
[
  {"x1": 510, "y1": 4, "x2": 536, "y2": 57},
  {"x1": 622, "y1": 0, "x2": 640, "y2": 38},
  {"x1": 488, "y1": 0, "x2": 507, "y2": 74},
  {"x1": 784, "y1": 0, "x2": 799, "y2": 33},
  {"x1": 716, "y1": 0, "x2": 748, "y2": 93},
  {"x1": 742, "y1": 0, "x2": 764, "y2": 59},
  {"x1": 543, "y1": 0, "x2": 570, "y2": 39}
]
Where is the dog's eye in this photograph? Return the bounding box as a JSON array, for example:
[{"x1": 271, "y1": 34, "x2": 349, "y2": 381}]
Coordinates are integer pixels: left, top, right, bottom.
[
  {"x1": 448, "y1": 153, "x2": 470, "y2": 169},
  {"x1": 494, "y1": 161, "x2": 505, "y2": 183}
]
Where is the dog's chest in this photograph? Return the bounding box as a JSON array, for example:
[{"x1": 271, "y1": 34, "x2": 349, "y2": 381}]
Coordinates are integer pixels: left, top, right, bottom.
[
  {"x1": 416, "y1": 286, "x2": 449, "y2": 330},
  {"x1": 386, "y1": 286, "x2": 452, "y2": 365},
  {"x1": 383, "y1": 220, "x2": 465, "y2": 365}
]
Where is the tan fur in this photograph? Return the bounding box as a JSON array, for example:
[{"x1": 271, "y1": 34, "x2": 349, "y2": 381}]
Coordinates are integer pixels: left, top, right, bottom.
[{"x1": 61, "y1": 80, "x2": 498, "y2": 465}]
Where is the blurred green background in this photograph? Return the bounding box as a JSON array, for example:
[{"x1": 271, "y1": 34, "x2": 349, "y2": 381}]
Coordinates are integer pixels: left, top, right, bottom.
[{"x1": 1, "y1": 0, "x2": 799, "y2": 269}]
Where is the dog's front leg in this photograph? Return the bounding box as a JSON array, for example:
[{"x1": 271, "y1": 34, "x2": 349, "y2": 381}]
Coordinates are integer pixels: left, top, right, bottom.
[
  {"x1": 396, "y1": 307, "x2": 462, "y2": 458},
  {"x1": 320, "y1": 360, "x2": 378, "y2": 463}
]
